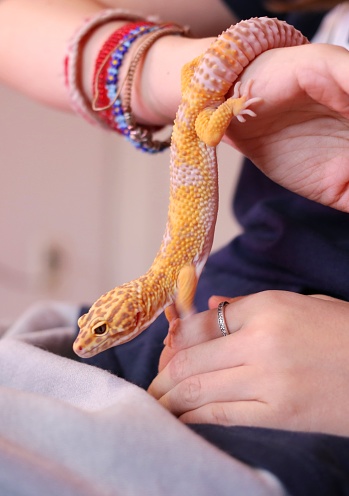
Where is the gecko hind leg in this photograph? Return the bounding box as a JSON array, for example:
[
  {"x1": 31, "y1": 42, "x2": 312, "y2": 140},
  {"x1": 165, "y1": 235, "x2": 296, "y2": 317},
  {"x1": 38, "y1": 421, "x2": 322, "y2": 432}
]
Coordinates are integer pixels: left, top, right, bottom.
[
  {"x1": 176, "y1": 264, "x2": 197, "y2": 319},
  {"x1": 164, "y1": 264, "x2": 198, "y2": 325},
  {"x1": 195, "y1": 79, "x2": 262, "y2": 146}
]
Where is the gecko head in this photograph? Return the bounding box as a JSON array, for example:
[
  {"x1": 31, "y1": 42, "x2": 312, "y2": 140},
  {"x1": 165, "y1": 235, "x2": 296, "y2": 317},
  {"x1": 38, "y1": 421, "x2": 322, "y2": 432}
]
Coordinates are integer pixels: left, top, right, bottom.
[{"x1": 73, "y1": 285, "x2": 145, "y2": 358}]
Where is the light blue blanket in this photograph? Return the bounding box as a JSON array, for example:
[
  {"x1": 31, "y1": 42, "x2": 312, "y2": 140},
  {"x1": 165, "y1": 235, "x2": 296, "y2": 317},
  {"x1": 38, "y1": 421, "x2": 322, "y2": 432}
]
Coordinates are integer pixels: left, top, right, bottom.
[{"x1": 0, "y1": 301, "x2": 286, "y2": 495}]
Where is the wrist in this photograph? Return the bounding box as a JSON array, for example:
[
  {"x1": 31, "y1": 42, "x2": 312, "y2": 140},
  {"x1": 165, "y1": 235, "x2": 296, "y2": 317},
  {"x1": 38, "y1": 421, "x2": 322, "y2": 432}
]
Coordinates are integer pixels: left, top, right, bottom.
[
  {"x1": 81, "y1": 21, "x2": 203, "y2": 127},
  {"x1": 132, "y1": 35, "x2": 214, "y2": 126},
  {"x1": 71, "y1": 14, "x2": 214, "y2": 143}
]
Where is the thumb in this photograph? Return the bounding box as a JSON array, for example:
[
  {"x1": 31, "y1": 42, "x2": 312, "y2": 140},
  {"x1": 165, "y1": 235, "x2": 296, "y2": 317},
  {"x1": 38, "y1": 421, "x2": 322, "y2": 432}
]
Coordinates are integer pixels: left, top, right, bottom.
[{"x1": 309, "y1": 293, "x2": 345, "y2": 302}]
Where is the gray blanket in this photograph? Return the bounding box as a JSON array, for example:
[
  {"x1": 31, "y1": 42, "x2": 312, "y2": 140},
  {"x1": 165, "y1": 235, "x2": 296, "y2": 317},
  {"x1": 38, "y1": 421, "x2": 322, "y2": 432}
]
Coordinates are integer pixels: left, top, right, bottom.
[{"x1": 0, "y1": 301, "x2": 286, "y2": 495}]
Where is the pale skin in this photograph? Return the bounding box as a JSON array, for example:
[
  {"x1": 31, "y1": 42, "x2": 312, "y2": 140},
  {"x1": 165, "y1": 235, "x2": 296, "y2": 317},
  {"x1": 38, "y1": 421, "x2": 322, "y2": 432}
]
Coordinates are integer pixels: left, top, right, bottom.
[
  {"x1": 1, "y1": 0, "x2": 349, "y2": 435},
  {"x1": 148, "y1": 291, "x2": 349, "y2": 436},
  {"x1": 1, "y1": 1, "x2": 348, "y2": 209}
]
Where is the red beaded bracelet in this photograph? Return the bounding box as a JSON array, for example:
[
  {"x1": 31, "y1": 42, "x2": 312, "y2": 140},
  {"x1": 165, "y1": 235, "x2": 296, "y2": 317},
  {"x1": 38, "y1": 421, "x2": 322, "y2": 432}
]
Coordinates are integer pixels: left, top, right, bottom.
[
  {"x1": 92, "y1": 22, "x2": 154, "y2": 110},
  {"x1": 92, "y1": 21, "x2": 155, "y2": 133},
  {"x1": 92, "y1": 23, "x2": 188, "y2": 152}
]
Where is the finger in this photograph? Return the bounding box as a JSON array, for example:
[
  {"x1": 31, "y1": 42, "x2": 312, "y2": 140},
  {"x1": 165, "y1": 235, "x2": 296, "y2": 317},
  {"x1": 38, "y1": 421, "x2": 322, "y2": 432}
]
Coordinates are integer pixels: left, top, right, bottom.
[
  {"x1": 158, "y1": 299, "x2": 246, "y2": 373},
  {"x1": 158, "y1": 318, "x2": 181, "y2": 372},
  {"x1": 179, "y1": 400, "x2": 278, "y2": 428},
  {"x1": 158, "y1": 365, "x2": 257, "y2": 417},
  {"x1": 309, "y1": 293, "x2": 345, "y2": 303},
  {"x1": 208, "y1": 295, "x2": 245, "y2": 310},
  {"x1": 164, "y1": 301, "x2": 243, "y2": 352},
  {"x1": 148, "y1": 333, "x2": 246, "y2": 400},
  {"x1": 159, "y1": 298, "x2": 243, "y2": 371}
]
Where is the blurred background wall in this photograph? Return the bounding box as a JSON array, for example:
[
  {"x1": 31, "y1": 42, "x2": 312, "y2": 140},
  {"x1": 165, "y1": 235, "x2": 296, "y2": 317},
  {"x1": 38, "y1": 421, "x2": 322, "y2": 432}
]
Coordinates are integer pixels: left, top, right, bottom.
[{"x1": 0, "y1": 83, "x2": 242, "y2": 322}]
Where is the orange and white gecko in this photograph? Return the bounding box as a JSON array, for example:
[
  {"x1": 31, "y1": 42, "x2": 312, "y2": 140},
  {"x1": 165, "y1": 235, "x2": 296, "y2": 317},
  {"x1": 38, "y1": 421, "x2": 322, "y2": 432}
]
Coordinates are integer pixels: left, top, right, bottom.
[{"x1": 74, "y1": 17, "x2": 308, "y2": 358}]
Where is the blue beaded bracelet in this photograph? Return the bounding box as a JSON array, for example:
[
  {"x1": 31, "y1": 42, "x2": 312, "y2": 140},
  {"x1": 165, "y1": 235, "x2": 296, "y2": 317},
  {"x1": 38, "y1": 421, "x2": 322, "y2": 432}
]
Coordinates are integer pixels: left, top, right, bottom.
[{"x1": 96, "y1": 23, "x2": 188, "y2": 153}]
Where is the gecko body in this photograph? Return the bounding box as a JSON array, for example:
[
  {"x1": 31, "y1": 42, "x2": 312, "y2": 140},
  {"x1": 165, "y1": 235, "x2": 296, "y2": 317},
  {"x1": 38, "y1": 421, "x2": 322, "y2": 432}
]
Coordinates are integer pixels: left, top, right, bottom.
[{"x1": 74, "y1": 17, "x2": 308, "y2": 358}]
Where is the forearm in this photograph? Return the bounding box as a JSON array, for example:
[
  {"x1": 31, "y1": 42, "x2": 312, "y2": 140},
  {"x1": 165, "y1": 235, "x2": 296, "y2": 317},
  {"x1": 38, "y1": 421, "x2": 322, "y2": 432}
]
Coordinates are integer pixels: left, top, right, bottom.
[
  {"x1": 0, "y1": 0, "x2": 228, "y2": 124},
  {"x1": 83, "y1": 28, "x2": 213, "y2": 125},
  {"x1": 0, "y1": 0, "x2": 102, "y2": 110}
]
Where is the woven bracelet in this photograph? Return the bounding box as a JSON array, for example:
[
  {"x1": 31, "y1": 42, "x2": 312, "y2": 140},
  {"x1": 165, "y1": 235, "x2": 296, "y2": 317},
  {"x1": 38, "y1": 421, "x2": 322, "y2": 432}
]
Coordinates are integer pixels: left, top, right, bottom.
[{"x1": 65, "y1": 9, "x2": 157, "y2": 127}]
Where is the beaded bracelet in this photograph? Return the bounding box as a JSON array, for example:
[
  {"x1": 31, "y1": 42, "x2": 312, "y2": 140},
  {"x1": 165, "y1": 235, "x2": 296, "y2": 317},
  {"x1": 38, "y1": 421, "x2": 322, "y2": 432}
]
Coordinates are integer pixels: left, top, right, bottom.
[
  {"x1": 65, "y1": 9, "x2": 157, "y2": 127},
  {"x1": 65, "y1": 9, "x2": 189, "y2": 153},
  {"x1": 92, "y1": 22, "x2": 159, "y2": 133},
  {"x1": 94, "y1": 23, "x2": 188, "y2": 153},
  {"x1": 121, "y1": 25, "x2": 188, "y2": 152},
  {"x1": 92, "y1": 21, "x2": 156, "y2": 133}
]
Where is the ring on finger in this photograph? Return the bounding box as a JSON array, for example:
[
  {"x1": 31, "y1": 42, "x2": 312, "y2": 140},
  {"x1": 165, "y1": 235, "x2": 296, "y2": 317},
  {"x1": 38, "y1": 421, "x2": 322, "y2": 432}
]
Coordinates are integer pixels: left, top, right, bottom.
[{"x1": 217, "y1": 301, "x2": 230, "y2": 337}]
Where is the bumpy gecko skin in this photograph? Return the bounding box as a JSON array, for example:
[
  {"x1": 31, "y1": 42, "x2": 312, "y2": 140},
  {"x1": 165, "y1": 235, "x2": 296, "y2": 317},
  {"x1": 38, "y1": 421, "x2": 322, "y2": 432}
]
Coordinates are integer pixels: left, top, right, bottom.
[{"x1": 74, "y1": 17, "x2": 308, "y2": 358}]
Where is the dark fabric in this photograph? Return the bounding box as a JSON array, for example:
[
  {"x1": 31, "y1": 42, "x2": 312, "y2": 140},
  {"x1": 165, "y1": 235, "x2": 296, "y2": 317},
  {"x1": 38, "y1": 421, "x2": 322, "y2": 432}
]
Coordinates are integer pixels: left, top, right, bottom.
[
  {"x1": 80, "y1": 3, "x2": 349, "y2": 495},
  {"x1": 191, "y1": 425, "x2": 349, "y2": 496}
]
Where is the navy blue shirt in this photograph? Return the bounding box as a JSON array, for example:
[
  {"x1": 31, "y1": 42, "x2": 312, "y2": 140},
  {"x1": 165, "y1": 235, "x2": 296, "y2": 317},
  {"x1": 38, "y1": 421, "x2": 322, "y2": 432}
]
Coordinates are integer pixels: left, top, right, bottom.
[{"x1": 80, "y1": 3, "x2": 349, "y2": 494}]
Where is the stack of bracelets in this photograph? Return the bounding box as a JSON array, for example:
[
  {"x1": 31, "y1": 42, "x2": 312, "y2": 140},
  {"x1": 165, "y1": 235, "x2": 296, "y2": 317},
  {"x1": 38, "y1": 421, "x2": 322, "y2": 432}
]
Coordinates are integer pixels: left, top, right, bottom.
[{"x1": 65, "y1": 9, "x2": 189, "y2": 153}]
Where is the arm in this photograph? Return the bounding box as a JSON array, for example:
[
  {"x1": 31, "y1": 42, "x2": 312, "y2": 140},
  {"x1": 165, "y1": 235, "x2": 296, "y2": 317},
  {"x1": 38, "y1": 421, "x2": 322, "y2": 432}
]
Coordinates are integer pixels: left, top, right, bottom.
[
  {"x1": 0, "y1": 0, "x2": 235, "y2": 120},
  {"x1": 3, "y1": 1, "x2": 349, "y2": 209},
  {"x1": 148, "y1": 291, "x2": 349, "y2": 436}
]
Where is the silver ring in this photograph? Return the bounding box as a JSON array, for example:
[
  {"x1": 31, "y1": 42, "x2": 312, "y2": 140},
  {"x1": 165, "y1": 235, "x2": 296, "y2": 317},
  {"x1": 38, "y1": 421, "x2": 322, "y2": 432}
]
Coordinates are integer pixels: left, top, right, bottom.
[{"x1": 217, "y1": 301, "x2": 230, "y2": 337}]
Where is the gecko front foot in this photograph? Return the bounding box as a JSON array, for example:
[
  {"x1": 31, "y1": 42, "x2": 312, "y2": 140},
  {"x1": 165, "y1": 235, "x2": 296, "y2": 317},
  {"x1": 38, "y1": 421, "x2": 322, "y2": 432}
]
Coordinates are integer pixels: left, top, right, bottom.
[{"x1": 195, "y1": 79, "x2": 262, "y2": 146}]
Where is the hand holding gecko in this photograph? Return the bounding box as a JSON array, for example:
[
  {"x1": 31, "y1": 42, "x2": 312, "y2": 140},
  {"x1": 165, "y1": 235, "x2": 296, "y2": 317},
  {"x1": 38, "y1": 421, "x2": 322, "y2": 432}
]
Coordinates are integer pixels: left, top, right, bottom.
[{"x1": 223, "y1": 43, "x2": 349, "y2": 212}]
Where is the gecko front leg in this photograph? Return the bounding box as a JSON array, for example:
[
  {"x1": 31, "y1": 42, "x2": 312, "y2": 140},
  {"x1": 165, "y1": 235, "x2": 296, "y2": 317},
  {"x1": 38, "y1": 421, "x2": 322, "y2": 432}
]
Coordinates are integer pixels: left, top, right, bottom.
[{"x1": 195, "y1": 80, "x2": 262, "y2": 146}]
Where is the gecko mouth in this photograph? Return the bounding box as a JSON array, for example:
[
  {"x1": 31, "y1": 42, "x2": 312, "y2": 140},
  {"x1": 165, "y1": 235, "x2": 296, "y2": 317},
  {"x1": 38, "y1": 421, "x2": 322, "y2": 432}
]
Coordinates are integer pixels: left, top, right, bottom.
[{"x1": 73, "y1": 336, "x2": 110, "y2": 358}]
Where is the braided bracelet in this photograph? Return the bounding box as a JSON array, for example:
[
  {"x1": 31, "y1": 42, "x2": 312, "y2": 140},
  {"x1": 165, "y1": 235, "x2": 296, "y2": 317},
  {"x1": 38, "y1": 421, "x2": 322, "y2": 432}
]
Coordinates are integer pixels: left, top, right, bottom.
[{"x1": 65, "y1": 9, "x2": 157, "y2": 127}]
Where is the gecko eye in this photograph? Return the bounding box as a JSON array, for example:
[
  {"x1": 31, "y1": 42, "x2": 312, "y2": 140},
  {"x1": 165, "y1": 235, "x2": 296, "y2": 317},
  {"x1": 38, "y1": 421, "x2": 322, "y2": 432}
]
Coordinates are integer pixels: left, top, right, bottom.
[{"x1": 93, "y1": 324, "x2": 107, "y2": 335}]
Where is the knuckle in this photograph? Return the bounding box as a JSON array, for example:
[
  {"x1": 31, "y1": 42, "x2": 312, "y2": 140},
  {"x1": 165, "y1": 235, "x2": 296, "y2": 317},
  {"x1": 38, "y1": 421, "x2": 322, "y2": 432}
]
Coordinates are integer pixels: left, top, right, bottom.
[
  {"x1": 258, "y1": 328, "x2": 284, "y2": 356},
  {"x1": 245, "y1": 291, "x2": 295, "y2": 350},
  {"x1": 266, "y1": 375, "x2": 304, "y2": 428},
  {"x1": 180, "y1": 375, "x2": 202, "y2": 405},
  {"x1": 271, "y1": 398, "x2": 302, "y2": 430},
  {"x1": 168, "y1": 349, "x2": 190, "y2": 382},
  {"x1": 251, "y1": 290, "x2": 294, "y2": 319},
  {"x1": 210, "y1": 403, "x2": 231, "y2": 425}
]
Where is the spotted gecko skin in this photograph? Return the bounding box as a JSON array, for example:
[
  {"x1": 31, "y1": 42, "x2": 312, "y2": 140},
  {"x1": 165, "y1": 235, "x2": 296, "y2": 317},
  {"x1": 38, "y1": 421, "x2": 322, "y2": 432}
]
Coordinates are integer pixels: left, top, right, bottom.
[{"x1": 74, "y1": 17, "x2": 308, "y2": 358}]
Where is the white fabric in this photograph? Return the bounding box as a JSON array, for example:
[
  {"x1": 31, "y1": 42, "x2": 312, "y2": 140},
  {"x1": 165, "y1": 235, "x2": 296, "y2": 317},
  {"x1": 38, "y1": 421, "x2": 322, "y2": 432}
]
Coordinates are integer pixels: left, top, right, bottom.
[{"x1": 312, "y1": 1, "x2": 349, "y2": 48}]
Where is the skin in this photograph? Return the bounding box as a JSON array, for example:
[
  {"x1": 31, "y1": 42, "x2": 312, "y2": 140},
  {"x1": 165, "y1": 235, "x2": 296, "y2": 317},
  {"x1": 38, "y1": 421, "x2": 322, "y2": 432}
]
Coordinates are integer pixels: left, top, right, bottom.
[
  {"x1": 0, "y1": 0, "x2": 233, "y2": 111},
  {"x1": 1, "y1": 1, "x2": 349, "y2": 213},
  {"x1": 224, "y1": 43, "x2": 349, "y2": 212},
  {"x1": 148, "y1": 291, "x2": 349, "y2": 436},
  {"x1": 1, "y1": 0, "x2": 349, "y2": 434}
]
